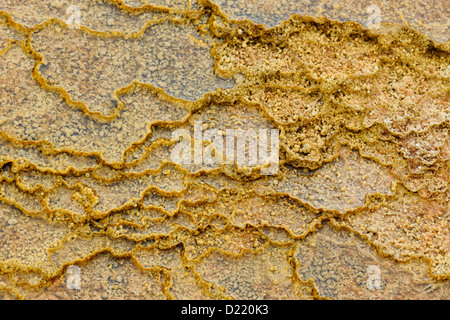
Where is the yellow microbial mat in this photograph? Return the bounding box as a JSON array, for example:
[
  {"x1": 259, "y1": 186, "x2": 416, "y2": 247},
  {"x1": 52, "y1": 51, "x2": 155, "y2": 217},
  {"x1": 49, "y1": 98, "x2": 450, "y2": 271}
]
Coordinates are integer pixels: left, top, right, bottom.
[{"x1": 0, "y1": 0, "x2": 448, "y2": 300}]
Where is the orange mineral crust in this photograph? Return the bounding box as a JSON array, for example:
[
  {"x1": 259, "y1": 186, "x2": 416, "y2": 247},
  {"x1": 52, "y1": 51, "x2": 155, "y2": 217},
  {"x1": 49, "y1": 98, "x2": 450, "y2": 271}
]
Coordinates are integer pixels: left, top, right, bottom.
[{"x1": 0, "y1": 0, "x2": 448, "y2": 299}]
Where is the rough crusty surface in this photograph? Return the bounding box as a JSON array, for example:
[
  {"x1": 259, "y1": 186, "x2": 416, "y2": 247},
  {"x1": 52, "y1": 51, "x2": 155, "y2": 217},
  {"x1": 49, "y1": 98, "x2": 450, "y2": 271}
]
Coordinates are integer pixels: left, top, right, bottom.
[{"x1": 0, "y1": 0, "x2": 449, "y2": 299}]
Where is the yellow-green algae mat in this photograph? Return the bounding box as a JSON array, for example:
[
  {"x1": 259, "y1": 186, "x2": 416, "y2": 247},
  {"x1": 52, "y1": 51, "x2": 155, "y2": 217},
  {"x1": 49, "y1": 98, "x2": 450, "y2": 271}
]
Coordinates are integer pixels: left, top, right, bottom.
[{"x1": 0, "y1": 0, "x2": 449, "y2": 300}]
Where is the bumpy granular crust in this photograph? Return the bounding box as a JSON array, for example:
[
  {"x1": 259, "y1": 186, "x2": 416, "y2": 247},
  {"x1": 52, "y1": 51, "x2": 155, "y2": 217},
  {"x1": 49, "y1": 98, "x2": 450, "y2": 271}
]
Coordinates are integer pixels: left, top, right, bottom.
[{"x1": 0, "y1": 0, "x2": 449, "y2": 299}]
